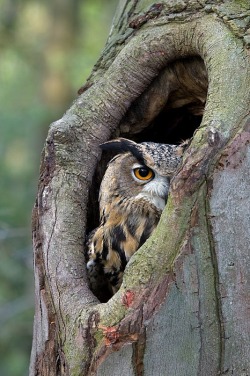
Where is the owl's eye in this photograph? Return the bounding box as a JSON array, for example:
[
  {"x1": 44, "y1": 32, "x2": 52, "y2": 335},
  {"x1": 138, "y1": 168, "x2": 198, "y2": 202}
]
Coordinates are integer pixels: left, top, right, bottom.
[{"x1": 133, "y1": 166, "x2": 154, "y2": 181}]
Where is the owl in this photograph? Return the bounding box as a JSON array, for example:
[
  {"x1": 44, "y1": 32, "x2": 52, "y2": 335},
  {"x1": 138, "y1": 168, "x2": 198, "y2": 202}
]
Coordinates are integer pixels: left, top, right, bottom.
[{"x1": 86, "y1": 138, "x2": 187, "y2": 300}]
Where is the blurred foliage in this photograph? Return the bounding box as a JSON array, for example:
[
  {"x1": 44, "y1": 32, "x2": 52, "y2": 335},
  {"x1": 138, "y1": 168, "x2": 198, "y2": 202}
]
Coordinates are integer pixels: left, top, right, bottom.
[{"x1": 0, "y1": 0, "x2": 116, "y2": 375}]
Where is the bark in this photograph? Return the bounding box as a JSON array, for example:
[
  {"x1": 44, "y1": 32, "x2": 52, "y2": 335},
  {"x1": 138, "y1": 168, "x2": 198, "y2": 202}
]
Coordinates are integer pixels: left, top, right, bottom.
[{"x1": 30, "y1": 1, "x2": 250, "y2": 375}]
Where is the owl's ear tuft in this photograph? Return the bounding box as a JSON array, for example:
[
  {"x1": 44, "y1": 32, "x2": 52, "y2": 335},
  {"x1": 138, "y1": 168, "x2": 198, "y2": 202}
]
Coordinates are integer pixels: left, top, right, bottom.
[
  {"x1": 100, "y1": 138, "x2": 145, "y2": 164},
  {"x1": 175, "y1": 138, "x2": 190, "y2": 156}
]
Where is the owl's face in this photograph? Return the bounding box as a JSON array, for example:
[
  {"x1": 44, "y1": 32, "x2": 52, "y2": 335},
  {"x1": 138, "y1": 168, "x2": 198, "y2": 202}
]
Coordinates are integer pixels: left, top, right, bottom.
[{"x1": 99, "y1": 138, "x2": 184, "y2": 213}]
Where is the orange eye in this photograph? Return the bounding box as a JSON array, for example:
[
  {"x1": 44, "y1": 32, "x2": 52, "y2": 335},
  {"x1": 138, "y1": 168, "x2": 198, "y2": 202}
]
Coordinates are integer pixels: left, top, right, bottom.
[{"x1": 133, "y1": 167, "x2": 154, "y2": 181}]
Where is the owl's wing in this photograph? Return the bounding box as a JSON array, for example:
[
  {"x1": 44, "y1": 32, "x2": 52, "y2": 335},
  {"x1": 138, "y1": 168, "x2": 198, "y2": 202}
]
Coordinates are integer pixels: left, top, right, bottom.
[
  {"x1": 86, "y1": 257, "x2": 113, "y2": 302},
  {"x1": 85, "y1": 227, "x2": 113, "y2": 302}
]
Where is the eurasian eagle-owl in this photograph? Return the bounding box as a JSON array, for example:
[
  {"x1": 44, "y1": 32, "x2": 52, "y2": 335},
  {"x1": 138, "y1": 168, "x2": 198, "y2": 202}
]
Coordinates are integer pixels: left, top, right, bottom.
[{"x1": 86, "y1": 138, "x2": 186, "y2": 300}]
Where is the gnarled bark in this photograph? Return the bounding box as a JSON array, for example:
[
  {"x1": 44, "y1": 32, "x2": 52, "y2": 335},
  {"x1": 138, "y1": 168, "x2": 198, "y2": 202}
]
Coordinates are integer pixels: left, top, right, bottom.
[{"x1": 30, "y1": 1, "x2": 250, "y2": 375}]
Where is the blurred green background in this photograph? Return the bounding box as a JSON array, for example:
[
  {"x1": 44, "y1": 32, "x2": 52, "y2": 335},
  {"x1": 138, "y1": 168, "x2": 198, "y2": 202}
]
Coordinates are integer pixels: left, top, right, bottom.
[{"x1": 0, "y1": 0, "x2": 116, "y2": 374}]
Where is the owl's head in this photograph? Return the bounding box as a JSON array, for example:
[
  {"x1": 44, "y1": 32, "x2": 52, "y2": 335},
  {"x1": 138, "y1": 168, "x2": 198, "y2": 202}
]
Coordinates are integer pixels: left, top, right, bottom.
[{"x1": 99, "y1": 138, "x2": 187, "y2": 212}]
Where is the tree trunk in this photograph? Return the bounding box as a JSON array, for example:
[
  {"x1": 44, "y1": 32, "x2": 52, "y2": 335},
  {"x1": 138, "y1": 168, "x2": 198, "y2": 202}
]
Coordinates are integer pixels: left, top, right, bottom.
[{"x1": 30, "y1": 1, "x2": 250, "y2": 375}]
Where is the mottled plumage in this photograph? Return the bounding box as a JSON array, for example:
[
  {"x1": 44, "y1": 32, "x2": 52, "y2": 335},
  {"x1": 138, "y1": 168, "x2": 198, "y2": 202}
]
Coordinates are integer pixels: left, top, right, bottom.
[{"x1": 86, "y1": 138, "x2": 186, "y2": 299}]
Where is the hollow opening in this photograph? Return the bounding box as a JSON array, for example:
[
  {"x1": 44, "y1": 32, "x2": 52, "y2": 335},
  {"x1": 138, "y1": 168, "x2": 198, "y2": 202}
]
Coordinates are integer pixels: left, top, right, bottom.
[
  {"x1": 86, "y1": 56, "x2": 208, "y2": 302},
  {"x1": 130, "y1": 105, "x2": 202, "y2": 145}
]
